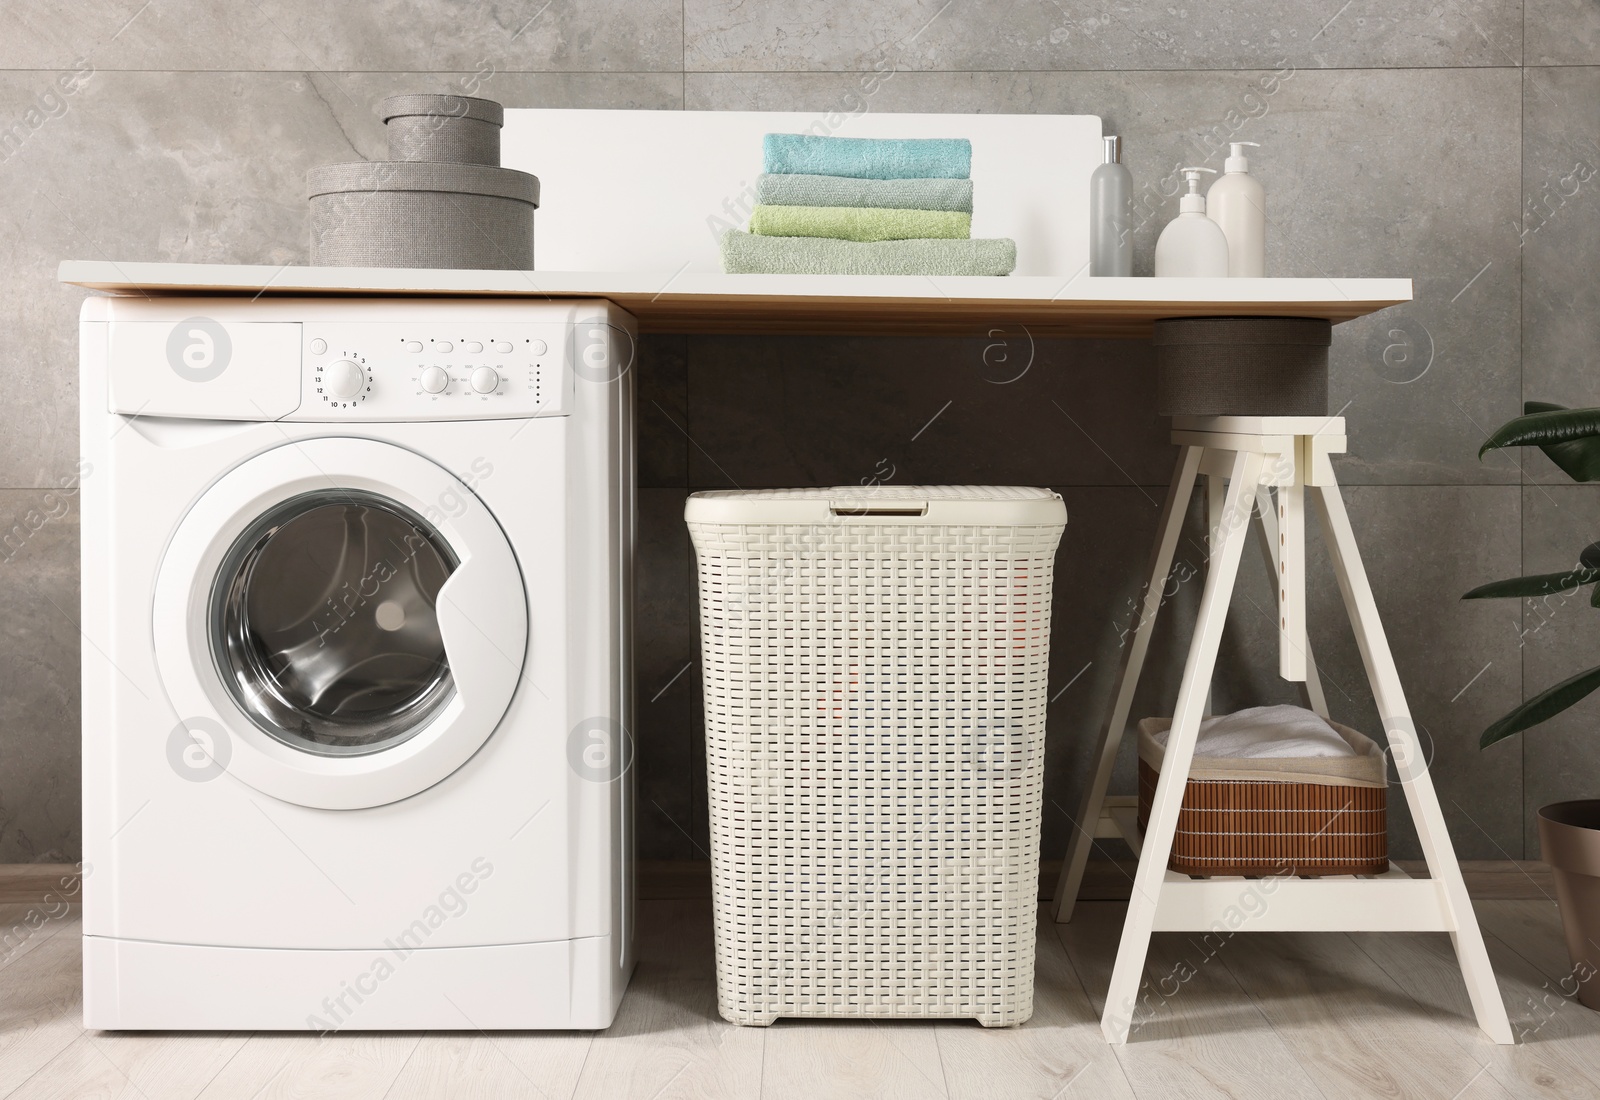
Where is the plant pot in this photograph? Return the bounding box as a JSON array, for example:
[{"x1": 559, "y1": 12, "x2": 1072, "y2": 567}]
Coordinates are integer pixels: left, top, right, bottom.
[{"x1": 1537, "y1": 800, "x2": 1600, "y2": 1010}]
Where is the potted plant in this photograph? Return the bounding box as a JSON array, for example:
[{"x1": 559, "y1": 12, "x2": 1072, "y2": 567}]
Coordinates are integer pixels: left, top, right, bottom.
[{"x1": 1466, "y1": 401, "x2": 1600, "y2": 1009}]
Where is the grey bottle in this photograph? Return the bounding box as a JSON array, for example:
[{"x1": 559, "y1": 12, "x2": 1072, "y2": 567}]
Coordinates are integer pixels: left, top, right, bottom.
[{"x1": 1089, "y1": 135, "x2": 1133, "y2": 277}]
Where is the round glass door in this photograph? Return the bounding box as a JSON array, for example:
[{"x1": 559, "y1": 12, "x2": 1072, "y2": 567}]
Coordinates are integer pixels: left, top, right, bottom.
[{"x1": 210, "y1": 489, "x2": 459, "y2": 756}]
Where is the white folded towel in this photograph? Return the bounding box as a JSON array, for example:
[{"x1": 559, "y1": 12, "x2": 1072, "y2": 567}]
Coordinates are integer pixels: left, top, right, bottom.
[{"x1": 1150, "y1": 704, "x2": 1356, "y2": 759}]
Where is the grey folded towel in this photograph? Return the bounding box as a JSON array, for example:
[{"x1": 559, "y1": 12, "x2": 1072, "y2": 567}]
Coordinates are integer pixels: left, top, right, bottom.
[
  {"x1": 720, "y1": 230, "x2": 1016, "y2": 276},
  {"x1": 755, "y1": 173, "x2": 975, "y2": 214}
]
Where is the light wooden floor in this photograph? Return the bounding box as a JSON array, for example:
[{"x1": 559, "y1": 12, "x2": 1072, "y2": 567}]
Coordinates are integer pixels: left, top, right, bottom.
[{"x1": 3, "y1": 898, "x2": 1598, "y2": 1099}]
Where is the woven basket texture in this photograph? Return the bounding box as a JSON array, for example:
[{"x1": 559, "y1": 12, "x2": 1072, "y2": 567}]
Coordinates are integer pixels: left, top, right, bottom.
[
  {"x1": 1136, "y1": 757, "x2": 1389, "y2": 877},
  {"x1": 689, "y1": 508, "x2": 1065, "y2": 1026}
]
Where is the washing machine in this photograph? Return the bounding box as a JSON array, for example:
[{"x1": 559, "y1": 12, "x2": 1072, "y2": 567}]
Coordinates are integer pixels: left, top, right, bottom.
[{"x1": 78, "y1": 296, "x2": 635, "y2": 1030}]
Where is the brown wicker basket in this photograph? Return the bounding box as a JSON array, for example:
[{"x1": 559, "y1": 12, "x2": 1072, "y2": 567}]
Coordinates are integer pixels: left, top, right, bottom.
[{"x1": 1136, "y1": 717, "x2": 1388, "y2": 877}]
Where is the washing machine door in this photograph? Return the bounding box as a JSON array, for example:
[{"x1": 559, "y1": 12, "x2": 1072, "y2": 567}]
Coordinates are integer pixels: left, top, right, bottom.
[{"x1": 153, "y1": 437, "x2": 528, "y2": 809}]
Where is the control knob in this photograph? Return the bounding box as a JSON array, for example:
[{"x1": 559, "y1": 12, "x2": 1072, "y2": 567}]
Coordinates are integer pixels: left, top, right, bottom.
[
  {"x1": 419, "y1": 366, "x2": 449, "y2": 394},
  {"x1": 324, "y1": 359, "x2": 366, "y2": 400},
  {"x1": 470, "y1": 366, "x2": 501, "y2": 394}
]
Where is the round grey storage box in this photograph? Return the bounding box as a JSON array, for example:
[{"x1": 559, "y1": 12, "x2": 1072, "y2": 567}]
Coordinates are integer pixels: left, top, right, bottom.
[
  {"x1": 382, "y1": 94, "x2": 502, "y2": 165},
  {"x1": 1155, "y1": 317, "x2": 1331, "y2": 417},
  {"x1": 307, "y1": 161, "x2": 538, "y2": 270}
]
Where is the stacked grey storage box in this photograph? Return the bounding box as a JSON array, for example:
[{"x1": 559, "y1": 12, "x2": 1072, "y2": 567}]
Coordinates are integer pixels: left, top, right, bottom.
[{"x1": 309, "y1": 95, "x2": 538, "y2": 269}]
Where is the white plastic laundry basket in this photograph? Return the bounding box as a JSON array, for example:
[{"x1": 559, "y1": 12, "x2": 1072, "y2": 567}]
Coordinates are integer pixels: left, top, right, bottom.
[{"x1": 685, "y1": 486, "x2": 1068, "y2": 1027}]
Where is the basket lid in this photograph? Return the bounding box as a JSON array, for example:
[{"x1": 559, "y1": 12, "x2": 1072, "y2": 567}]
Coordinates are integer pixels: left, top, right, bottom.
[
  {"x1": 307, "y1": 161, "x2": 539, "y2": 206},
  {"x1": 381, "y1": 94, "x2": 504, "y2": 127},
  {"x1": 685, "y1": 485, "x2": 1066, "y2": 526}
]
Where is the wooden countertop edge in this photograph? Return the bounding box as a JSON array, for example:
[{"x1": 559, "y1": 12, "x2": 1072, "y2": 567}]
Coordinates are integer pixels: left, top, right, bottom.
[{"x1": 57, "y1": 261, "x2": 1412, "y2": 338}]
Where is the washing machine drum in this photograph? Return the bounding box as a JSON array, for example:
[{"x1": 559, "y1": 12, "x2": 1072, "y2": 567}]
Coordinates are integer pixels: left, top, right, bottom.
[
  {"x1": 213, "y1": 489, "x2": 459, "y2": 756},
  {"x1": 154, "y1": 439, "x2": 529, "y2": 810}
]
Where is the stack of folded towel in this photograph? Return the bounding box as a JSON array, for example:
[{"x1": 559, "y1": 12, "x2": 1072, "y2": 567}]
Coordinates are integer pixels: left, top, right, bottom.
[{"x1": 720, "y1": 133, "x2": 1018, "y2": 277}]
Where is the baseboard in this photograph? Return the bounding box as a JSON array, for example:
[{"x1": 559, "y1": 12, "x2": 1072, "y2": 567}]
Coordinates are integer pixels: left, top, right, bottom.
[
  {"x1": 1, "y1": 859, "x2": 1558, "y2": 907},
  {"x1": 0, "y1": 864, "x2": 82, "y2": 906}
]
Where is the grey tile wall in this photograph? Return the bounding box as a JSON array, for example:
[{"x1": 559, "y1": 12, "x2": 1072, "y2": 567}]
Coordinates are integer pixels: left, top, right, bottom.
[
  {"x1": 1, "y1": 1, "x2": 1593, "y2": 865},
  {"x1": 1525, "y1": 0, "x2": 1600, "y2": 64},
  {"x1": 1521, "y1": 65, "x2": 1600, "y2": 430},
  {"x1": 1517, "y1": 485, "x2": 1600, "y2": 852},
  {"x1": 683, "y1": 1, "x2": 1522, "y2": 71},
  {"x1": 0, "y1": 490, "x2": 79, "y2": 862}
]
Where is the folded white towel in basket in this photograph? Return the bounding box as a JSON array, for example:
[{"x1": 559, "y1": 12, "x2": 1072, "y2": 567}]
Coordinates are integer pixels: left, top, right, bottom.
[{"x1": 1149, "y1": 704, "x2": 1355, "y2": 759}]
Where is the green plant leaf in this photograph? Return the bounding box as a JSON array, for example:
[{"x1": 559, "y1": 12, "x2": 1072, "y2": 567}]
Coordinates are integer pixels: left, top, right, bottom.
[
  {"x1": 1462, "y1": 568, "x2": 1600, "y2": 600},
  {"x1": 1479, "y1": 403, "x2": 1600, "y2": 482},
  {"x1": 1481, "y1": 664, "x2": 1600, "y2": 748}
]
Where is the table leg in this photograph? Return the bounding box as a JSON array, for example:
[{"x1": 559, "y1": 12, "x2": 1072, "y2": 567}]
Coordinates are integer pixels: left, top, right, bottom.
[
  {"x1": 1051, "y1": 446, "x2": 1202, "y2": 923},
  {"x1": 1101, "y1": 448, "x2": 1264, "y2": 1042},
  {"x1": 1311, "y1": 473, "x2": 1514, "y2": 1045}
]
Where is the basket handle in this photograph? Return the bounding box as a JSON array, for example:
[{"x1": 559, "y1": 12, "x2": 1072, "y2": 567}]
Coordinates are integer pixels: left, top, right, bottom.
[{"x1": 827, "y1": 501, "x2": 928, "y2": 517}]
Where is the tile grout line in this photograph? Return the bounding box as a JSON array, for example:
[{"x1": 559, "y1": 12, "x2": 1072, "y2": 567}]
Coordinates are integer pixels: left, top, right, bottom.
[
  {"x1": 2, "y1": 64, "x2": 1573, "y2": 76},
  {"x1": 1517, "y1": 51, "x2": 1528, "y2": 863}
]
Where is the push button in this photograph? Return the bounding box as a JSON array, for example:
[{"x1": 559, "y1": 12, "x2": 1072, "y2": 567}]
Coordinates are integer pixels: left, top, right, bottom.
[
  {"x1": 463, "y1": 340, "x2": 484, "y2": 353},
  {"x1": 493, "y1": 340, "x2": 513, "y2": 354},
  {"x1": 528, "y1": 339, "x2": 547, "y2": 356},
  {"x1": 404, "y1": 340, "x2": 424, "y2": 354},
  {"x1": 436, "y1": 341, "x2": 454, "y2": 353},
  {"x1": 309, "y1": 338, "x2": 327, "y2": 355}
]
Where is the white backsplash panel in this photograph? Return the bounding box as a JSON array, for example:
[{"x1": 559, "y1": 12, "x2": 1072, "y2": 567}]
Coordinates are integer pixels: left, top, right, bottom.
[{"x1": 503, "y1": 108, "x2": 1103, "y2": 277}]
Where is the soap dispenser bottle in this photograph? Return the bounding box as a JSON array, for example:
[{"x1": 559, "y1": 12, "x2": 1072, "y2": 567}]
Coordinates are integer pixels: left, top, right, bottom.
[
  {"x1": 1089, "y1": 135, "x2": 1133, "y2": 276},
  {"x1": 1207, "y1": 141, "x2": 1265, "y2": 277},
  {"x1": 1154, "y1": 167, "x2": 1228, "y2": 277}
]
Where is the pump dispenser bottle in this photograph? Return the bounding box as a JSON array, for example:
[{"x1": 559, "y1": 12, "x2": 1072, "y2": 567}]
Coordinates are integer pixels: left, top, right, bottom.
[
  {"x1": 1154, "y1": 167, "x2": 1228, "y2": 277},
  {"x1": 1089, "y1": 135, "x2": 1133, "y2": 276},
  {"x1": 1207, "y1": 141, "x2": 1265, "y2": 276}
]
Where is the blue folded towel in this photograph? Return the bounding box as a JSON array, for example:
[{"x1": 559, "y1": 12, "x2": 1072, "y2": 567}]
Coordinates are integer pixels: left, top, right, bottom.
[
  {"x1": 756, "y1": 174, "x2": 975, "y2": 214},
  {"x1": 763, "y1": 133, "x2": 972, "y2": 180}
]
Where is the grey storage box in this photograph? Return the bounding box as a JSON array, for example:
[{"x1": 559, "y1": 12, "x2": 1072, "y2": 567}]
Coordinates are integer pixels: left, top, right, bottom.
[
  {"x1": 382, "y1": 94, "x2": 502, "y2": 165},
  {"x1": 1155, "y1": 317, "x2": 1331, "y2": 417},
  {"x1": 308, "y1": 161, "x2": 538, "y2": 269}
]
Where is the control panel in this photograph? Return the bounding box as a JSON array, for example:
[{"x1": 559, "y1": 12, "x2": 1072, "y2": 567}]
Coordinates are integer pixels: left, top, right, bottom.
[{"x1": 291, "y1": 323, "x2": 573, "y2": 421}]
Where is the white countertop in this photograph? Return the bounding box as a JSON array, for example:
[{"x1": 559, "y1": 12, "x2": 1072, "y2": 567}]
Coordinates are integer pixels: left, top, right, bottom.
[{"x1": 58, "y1": 261, "x2": 1412, "y2": 338}]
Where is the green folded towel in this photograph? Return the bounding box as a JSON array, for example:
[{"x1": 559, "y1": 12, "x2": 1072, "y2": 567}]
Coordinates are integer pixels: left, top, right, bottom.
[
  {"x1": 755, "y1": 173, "x2": 974, "y2": 214},
  {"x1": 720, "y1": 230, "x2": 1016, "y2": 277},
  {"x1": 749, "y1": 204, "x2": 971, "y2": 242}
]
